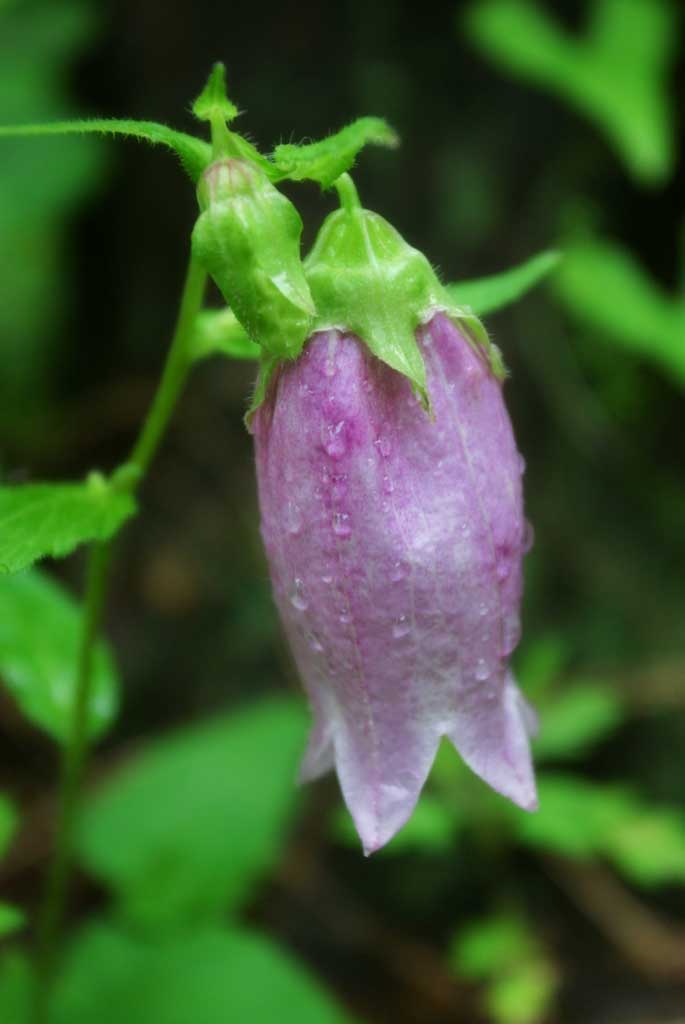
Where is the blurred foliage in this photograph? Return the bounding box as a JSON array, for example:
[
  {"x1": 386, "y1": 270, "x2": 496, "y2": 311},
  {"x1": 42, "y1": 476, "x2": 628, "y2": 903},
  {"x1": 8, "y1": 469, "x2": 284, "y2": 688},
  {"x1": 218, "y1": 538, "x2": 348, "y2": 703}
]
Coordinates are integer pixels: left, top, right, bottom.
[
  {"x1": 0, "y1": 0, "x2": 104, "y2": 431},
  {"x1": 76, "y1": 698, "x2": 307, "y2": 928},
  {"x1": 553, "y1": 238, "x2": 684, "y2": 386},
  {"x1": 0, "y1": 795, "x2": 24, "y2": 938},
  {"x1": 463, "y1": 0, "x2": 678, "y2": 184},
  {"x1": 451, "y1": 912, "x2": 558, "y2": 1024}
]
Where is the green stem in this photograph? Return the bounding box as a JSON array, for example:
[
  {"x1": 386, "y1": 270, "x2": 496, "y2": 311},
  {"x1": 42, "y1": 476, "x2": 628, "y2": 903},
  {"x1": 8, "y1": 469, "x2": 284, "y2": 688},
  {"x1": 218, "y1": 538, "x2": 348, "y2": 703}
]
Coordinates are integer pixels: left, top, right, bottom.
[
  {"x1": 34, "y1": 252, "x2": 207, "y2": 1019},
  {"x1": 334, "y1": 172, "x2": 362, "y2": 215}
]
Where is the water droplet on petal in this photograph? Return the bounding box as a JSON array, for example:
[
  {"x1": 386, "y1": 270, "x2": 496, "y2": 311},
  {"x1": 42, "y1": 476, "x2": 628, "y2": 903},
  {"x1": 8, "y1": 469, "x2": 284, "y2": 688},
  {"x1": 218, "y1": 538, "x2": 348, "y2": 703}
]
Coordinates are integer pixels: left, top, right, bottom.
[
  {"x1": 375, "y1": 436, "x2": 392, "y2": 458},
  {"x1": 392, "y1": 615, "x2": 411, "y2": 639},
  {"x1": 383, "y1": 474, "x2": 394, "y2": 495},
  {"x1": 518, "y1": 453, "x2": 526, "y2": 475},
  {"x1": 475, "y1": 659, "x2": 490, "y2": 681},
  {"x1": 307, "y1": 633, "x2": 324, "y2": 652},
  {"x1": 289, "y1": 578, "x2": 308, "y2": 611},
  {"x1": 321, "y1": 573, "x2": 333, "y2": 585},
  {"x1": 324, "y1": 420, "x2": 347, "y2": 459},
  {"x1": 284, "y1": 501, "x2": 302, "y2": 535},
  {"x1": 478, "y1": 602, "x2": 488, "y2": 617},
  {"x1": 339, "y1": 610, "x2": 352, "y2": 625},
  {"x1": 496, "y1": 562, "x2": 511, "y2": 582},
  {"x1": 523, "y1": 520, "x2": 535, "y2": 553},
  {"x1": 391, "y1": 561, "x2": 407, "y2": 583},
  {"x1": 332, "y1": 511, "x2": 351, "y2": 537}
]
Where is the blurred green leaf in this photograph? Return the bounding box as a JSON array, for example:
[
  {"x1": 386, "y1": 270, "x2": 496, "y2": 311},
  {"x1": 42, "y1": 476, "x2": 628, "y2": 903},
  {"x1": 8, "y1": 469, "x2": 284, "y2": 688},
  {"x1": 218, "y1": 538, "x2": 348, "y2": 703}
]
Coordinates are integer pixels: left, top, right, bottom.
[
  {"x1": 190, "y1": 308, "x2": 260, "y2": 363},
  {"x1": 273, "y1": 117, "x2": 398, "y2": 188},
  {"x1": 0, "y1": 952, "x2": 32, "y2": 1024},
  {"x1": 463, "y1": 0, "x2": 677, "y2": 183},
  {"x1": 517, "y1": 774, "x2": 685, "y2": 886},
  {"x1": 0, "y1": 903, "x2": 25, "y2": 938},
  {"x1": 452, "y1": 912, "x2": 558, "y2": 1024},
  {"x1": 515, "y1": 774, "x2": 636, "y2": 857},
  {"x1": 76, "y1": 698, "x2": 308, "y2": 927},
  {"x1": 514, "y1": 633, "x2": 569, "y2": 701},
  {"x1": 446, "y1": 251, "x2": 560, "y2": 316},
  {"x1": 52, "y1": 922, "x2": 354, "y2": 1024},
  {"x1": 534, "y1": 683, "x2": 624, "y2": 761},
  {"x1": 0, "y1": 0, "x2": 104, "y2": 418},
  {"x1": 553, "y1": 239, "x2": 685, "y2": 386},
  {"x1": 0, "y1": 476, "x2": 136, "y2": 574},
  {"x1": 334, "y1": 793, "x2": 459, "y2": 855},
  {"x1": 604, "y1": 805, "x2": 685, "y2": 886},
  {"x1": 0, "y1": 568, "x2": 119, "y2": 743},
  {"x1": 0, "y1": 792, "x2": 18, "y2": 857}
]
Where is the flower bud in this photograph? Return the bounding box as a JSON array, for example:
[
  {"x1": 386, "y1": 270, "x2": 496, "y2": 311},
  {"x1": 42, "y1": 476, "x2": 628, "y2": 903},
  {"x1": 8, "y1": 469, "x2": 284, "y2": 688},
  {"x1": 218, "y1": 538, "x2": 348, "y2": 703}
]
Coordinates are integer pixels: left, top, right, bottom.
[
  {"x1": 192, "y1": 158, "x2": 315, "y2": 360},
  {"x1": 252, "y1": 312, "x2": 537, "y2": 854}
]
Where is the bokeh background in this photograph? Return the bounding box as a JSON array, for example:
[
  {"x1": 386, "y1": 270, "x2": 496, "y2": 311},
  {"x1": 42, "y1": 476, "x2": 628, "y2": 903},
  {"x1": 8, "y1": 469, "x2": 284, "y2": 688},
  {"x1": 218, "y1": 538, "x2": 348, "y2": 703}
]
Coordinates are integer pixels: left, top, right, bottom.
[{"x1": 0, "y1": 0, "x2": 684, "y2": 1022}]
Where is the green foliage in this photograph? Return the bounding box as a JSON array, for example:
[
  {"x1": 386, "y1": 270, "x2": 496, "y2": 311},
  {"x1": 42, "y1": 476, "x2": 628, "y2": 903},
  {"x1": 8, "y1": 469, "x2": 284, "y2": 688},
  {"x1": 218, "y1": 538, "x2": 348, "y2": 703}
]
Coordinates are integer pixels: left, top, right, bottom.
[
  {"x1": 553, "y1": 239, "x2": 685, "y2": 386},
  {"x1": 76, "y1": 697, "x2": 307, "y2": 928},
  {"x1": 190, "y1": 308, "x2": 260, "y2": 362},
  {"x1": 533, "y1": 683, "x2": 624, "y2": 761},
  {"x1": 452, "y1": 912, "x2": 558, "y2": 1024},
  {"x1": 0, "y1": 569, "x2": 119, "y2": 742},
  {"x1": 446, "y1": 250, "x2": 560, "y2": 316},
  {"x1": 273, "y1": 117, "x2": 399, "y2": 188},
  {"x1": 192, "y1": 62, "x2": 239, "y2": 126},
  {"x1": 0, "y1": 904, "x2": 25, "y2": 939},
  {"x1": 0, "y1": 795, "x2": 25, "y2": 938},
  {"x1": 516, "y1": 774, "x2": 685, "y2": 885},
  {"x1": 51, "y1": 921, "x2": 354, "y2": 1024},
  {"x1": 463, "y1": 0, "x2": 677, "y2": 184},
  {"x1": 0, "y1": 953, "x2": 32, "y2": 1024},
  {"x1": 0, "y1": 0, "x2": 104, "y2": 419},
  {"x1": 0, "y1": 475, "x2": 136, "y2": 574}
]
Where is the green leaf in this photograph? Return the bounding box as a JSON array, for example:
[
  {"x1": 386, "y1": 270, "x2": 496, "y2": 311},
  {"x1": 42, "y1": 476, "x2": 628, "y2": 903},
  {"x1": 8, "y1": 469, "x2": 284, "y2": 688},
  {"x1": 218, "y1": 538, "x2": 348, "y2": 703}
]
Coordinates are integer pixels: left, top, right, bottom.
[
  {"x1": 0, "y1": 118, "x2": 211, "y2": 181},
  {"x1": 533, "y1": 683, "x2": 624, "y2": 761},
  {"x1": 52, "y1": 922, "x2": 354, "y2": 1024},
  {"x1": 451, "y1": 912, "x2": 558, "y2": 1024},
  {"x1": 445, "y1": 250, "x2": 560, "y2": 316},
  {"x1": 0, "y1": 903, "x2": 25, "y2": 939},
  {"x1": 0, "y1": 569, "x2": 119, "y2": 743},
  {"x1": 604, "y1": 805, "x2": 685, "y2": 887},
  {"x1": 190, "y1": 309, "x2": 261, "y2": 363},
  {"x1": 0, "y1": 952, "x2": 32, "y2": 1024},
  {"x1": 191, "y1": 62, "x2": 238, "y2": 125},
  {"x1": 273, "y1": 116, "x2": 399, "y2": 188},
  {"x1": 0, "y1": 474, "x2": 136, "y2": 574},
  {"x1": 0, "y1": 793, "x2": 18, "y2": 857},
  {"x1": 553, "y1": 239, "x2": 685, "y2": 386},
  {"x1": 515, "y1": 774, "x2": 636, "y2": 857},
  {"x1": 76, "y1": 697, "x2": 308, "y2": 927},
  {"x1": 463, "y1": 0, "x2": 677, "y2": 184},
  {"x1": 514, "y1": 633, "x2": 568, "y2": 701},
  {"x1": 333, "y1": 794, "x2": 459, "y2": 855}
]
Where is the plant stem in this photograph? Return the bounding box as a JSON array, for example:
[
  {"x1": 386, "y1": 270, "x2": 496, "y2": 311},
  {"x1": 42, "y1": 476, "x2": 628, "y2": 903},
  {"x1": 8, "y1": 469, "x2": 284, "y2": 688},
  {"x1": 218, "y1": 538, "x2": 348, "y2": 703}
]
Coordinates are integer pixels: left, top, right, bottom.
[{"x1": 33, "y1": 252, "x2": 207, "y2": 1019}]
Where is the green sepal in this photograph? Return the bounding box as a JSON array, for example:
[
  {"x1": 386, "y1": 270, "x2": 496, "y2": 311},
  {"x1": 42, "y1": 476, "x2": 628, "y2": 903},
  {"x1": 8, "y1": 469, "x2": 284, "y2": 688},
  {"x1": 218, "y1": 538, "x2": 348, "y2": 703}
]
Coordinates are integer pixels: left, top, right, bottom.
[
  {"x1": 192, "y1": 158, "x2": 315, "y2": 362},
  {"x1": 0, "y1": 119, "x2": 211, "y2": 181},
  {"x1": 245, "y1": 355, "x2": 280, "y2": 428},
  {"x1": 191, "y1": 63, "x2": 239, "y2": 126},
  {"x1": 302, "y1": 176, "x2": 500, "y2": 409},
  {"x1": 273, "y1": 116, "x2": 398, "y2": 188}
]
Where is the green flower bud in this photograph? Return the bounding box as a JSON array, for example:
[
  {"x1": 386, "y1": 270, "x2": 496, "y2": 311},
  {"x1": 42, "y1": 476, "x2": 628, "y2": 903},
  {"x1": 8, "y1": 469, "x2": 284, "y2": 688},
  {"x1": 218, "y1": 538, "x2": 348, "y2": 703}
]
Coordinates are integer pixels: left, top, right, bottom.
[{"x1": 192, "y1": 157, "x2": 315, "y2": 360}]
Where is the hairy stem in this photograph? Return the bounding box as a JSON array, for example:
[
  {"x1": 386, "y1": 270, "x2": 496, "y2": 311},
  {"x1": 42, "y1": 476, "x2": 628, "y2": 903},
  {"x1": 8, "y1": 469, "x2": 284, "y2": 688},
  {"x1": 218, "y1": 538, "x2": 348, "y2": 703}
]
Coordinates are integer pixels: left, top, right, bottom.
[{"x1": 34, "y1": 253, "x2": 207, "y2": 1019}]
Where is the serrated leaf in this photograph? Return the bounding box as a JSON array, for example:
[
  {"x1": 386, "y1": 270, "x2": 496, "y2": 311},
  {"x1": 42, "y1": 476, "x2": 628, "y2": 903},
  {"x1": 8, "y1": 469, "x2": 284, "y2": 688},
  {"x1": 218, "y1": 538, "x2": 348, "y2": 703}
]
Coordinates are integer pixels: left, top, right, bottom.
[
  {"x1": 553, "y1": 239, "x2": 685, "y2": 386},
  {"x1": 534, "y1": 683, "x2": 624, "y2": 761},
  {"x1": 0, "y1": 903, "x2": 25, "y2": 938},
  {"x1": 0, "y1": 569, "x2": 119, "y2": 743},
  {"x1": 463, "y1": 0, "x2": 676, "y2": 184},
  {"x1": 446, "y1": 251, "x2": 560, "y2": 316},
  {"x1": 0, "y1": 793, "x2": 18, "y2": 858},
  {"x1": 76, "y1": 698, "x2": 307, "y2": 927},
  {"x1": 52, "y1": 922, "x2": 354, "y2": 1024},
  {"x1": 191, "y1": 309, "x2": 261, "y2": 363},
  {"x1": 273, "y1": 116, "x2": 398, "y2": 188},
  {"x1": 0, "y1": 475, "x2": 136, "y2": 574},
  {"x1": 0, "y1": 118, "x2": 211, "y2": 181}
]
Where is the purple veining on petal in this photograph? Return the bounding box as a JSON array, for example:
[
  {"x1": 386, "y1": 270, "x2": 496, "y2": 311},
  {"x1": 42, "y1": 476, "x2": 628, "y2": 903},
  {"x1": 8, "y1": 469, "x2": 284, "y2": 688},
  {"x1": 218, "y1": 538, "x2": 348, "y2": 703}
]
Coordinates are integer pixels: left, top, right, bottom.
[{"x1": 252, "y1": 312, "x2": 537, "y2": 854}]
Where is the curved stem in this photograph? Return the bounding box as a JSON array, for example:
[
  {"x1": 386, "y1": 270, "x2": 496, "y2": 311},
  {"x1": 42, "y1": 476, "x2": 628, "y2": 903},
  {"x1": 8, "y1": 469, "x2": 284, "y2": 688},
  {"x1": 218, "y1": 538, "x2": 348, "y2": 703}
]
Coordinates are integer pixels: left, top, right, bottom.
[
  {"x1": 334, "y1": 172, "x2": 362, "y2": 215},
  {"x1": 33, "y1": 252, "x2": 207, "y2": 1020}
]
